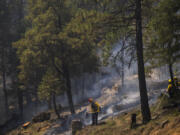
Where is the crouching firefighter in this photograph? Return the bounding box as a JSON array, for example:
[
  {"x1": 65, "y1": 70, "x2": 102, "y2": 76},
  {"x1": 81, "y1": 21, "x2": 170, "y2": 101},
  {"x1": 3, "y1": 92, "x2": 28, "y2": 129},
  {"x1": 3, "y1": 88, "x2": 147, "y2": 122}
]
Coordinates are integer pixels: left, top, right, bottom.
[
  {"x1": 88, "y1": 98, "x2": 101, "y2": 125},
  {"x1": 167, "y1": 79, "x2": 175, "y2": 98}
]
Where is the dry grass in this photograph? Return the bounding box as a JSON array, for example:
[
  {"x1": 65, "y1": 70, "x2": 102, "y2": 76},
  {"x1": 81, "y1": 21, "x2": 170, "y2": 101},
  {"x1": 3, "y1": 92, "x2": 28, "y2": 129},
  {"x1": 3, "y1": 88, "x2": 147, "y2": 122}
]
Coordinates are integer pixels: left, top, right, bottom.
[
  {"x1": 76, "y1": 94, "x2": 180, "y2": 135},
  {"x1": 6, "y1": 121, "x2": 51, "y2": 135},
  {"x1": 6, "y1": 94, "x2": 180, "y2": 135}
]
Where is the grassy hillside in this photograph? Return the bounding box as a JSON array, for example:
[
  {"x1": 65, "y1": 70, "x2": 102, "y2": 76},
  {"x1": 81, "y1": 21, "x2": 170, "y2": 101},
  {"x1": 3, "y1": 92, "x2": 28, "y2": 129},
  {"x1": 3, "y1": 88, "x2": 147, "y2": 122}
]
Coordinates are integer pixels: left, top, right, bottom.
[
  {"x1": 6, "y1": 93, "x2": 180, "y2": 135},
  {"x1": 76, "y1": 94, "x2": 180, "y2": 135},
  {"x1": 7, "y1": 121, "x2": 51, "y2": 135}
]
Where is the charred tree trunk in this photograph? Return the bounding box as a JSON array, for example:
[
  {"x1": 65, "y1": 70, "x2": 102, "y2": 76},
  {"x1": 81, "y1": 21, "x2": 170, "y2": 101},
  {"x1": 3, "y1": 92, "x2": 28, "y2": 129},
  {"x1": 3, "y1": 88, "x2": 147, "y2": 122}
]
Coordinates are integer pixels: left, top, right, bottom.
[
  {"x1": 131, "y1": 113, "x2": 137, "y2": 128},
  {"x1": 1, "y1": 48, "x2": 9, "y2": 115},
  {"x1": 63, "y1": 63, "x2": 75, "y2": 114},
  {"x1": 135, "y1": 0, "x2": 151, "y2": 123},
  {"x1": 52, "y1": 92, "x2": 60, "y2": 119}
]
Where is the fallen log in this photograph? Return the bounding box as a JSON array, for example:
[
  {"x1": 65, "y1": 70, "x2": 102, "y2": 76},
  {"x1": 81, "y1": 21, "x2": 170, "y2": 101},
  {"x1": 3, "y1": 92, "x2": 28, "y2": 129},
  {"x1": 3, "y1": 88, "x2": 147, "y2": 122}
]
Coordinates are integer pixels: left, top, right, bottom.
[{"x1": 32, "y1": 112, "x2": 51, "y2": 123}]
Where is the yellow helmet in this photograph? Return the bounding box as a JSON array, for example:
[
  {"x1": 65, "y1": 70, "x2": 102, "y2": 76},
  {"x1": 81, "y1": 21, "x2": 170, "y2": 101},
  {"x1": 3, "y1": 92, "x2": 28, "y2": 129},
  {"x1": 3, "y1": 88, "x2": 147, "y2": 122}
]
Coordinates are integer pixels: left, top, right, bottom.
[
  {"x1": 168, "y1": 79, "x2": 172, "y2": 83},
  {"x1": 174, "y1": 76, "x2": 177, "y2": 80}
]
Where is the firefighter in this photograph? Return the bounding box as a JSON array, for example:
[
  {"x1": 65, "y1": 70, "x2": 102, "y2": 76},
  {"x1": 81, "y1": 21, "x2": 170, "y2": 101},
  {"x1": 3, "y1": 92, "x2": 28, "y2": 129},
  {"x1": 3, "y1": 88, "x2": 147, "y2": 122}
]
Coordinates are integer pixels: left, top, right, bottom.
[
  {"x1": 174, "y1": 77, "x2": 180, "y2": 90},
  {"x1": 167, "y1": 79, "x2": 174, "y2": 98},
  {"x1": 88, "y1": 98, "x2": 101, "y2": 125}
]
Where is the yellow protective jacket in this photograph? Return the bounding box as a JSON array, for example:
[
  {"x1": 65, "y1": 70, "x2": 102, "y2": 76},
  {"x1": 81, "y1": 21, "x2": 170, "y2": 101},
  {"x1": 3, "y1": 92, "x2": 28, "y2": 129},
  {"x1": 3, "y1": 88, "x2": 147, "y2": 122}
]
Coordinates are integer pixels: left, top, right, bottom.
[
  {"x1": 167, "y1": 84, "x2": 173, "y2": 92},
  {"x1": 90, "y1": 101, "x2": 100, "y2": 113}
]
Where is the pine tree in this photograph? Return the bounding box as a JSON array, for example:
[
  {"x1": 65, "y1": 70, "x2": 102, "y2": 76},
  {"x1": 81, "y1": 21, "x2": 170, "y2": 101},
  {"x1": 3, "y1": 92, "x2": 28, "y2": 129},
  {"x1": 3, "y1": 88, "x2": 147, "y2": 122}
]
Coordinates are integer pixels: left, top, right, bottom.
[
  {"x1": 144, "y1": 0, "x2": 180, "y2": 84},
  {"x1": 38, "y1": 69, "x2": 64, "y2": 118},
  {"x1": 78, "y1": 0, "x2": 153, "y2": 123},
  {"x1": 14, "y1": 0, "x2": 100, "y2": 114},
  {"x1": 0, "y1": 0, "x2": 11, "y2": 115},
  {"x1": 135, "y1": 0, "x2": 151, "y2": 123}
]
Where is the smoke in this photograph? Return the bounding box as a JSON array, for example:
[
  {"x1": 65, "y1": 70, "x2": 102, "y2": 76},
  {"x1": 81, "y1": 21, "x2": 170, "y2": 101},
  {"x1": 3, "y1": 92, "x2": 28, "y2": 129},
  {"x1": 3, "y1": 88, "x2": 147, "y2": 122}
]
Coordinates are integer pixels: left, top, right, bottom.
[
  {"x1": 43, "y1": 42, "x2": 176, "y2": 135},
  {"x1": 56, "y1": 41, "x2": 167, "y2": 107},
  {"x1": 23, "y1": 103, "x2": 48, "y2": 121},
  {"x1": 25, "y1": 41, "x2": 172, "y2": 123}
]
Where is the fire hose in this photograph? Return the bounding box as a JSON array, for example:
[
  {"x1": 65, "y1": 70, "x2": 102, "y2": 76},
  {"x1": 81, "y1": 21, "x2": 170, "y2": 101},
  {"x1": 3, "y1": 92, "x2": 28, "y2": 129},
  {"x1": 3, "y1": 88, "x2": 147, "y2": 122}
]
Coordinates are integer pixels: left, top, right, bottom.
[{"x1": 154, "y1": 92, "x2": 168, "y2": 113}]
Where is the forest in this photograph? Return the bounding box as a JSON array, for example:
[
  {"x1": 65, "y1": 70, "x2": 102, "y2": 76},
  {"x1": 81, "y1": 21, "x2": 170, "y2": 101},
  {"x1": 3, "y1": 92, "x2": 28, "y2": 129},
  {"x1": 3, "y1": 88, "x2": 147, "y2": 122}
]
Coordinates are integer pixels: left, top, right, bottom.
[{"x1": 0, "y1": 0, "x2": 180, "y2": 135}]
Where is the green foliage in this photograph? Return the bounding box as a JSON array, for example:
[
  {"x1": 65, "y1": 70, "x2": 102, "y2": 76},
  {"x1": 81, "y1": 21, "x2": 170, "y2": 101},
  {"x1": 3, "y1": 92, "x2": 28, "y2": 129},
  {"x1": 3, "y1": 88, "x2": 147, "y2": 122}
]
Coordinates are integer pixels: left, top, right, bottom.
[
  {"x1": 38, "y1": 69, "x2": 64, "y2": 101},
  {"x1": 144, "y1": 0, "x2": 180, "y2": 69},
  {"x1": 13, "y1": 0, "x2": 102, "y2": 101},
  {"x1": 13, "y1": 0, "x2": 70, "y2": 100}
]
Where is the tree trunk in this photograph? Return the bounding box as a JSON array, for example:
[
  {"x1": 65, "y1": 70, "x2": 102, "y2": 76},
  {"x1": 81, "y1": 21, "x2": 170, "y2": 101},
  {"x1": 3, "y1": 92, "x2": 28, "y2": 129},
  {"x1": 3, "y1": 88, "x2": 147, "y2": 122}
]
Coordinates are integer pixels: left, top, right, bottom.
[
  {"x1": 63, "y1": 63, "x2": 75, "y2": 114},
  {"x1": 25, "y1": 90, "x2": 32, "y2": 105},
  {"x1": 17, "y1": 89, "x2": 23, "y2": 118},
  {"x1": 121, "y1": 39, "x2": 125, "y2": 88},
  {"x1": 48, "y1": 94, "x2": 52, "y2": 110},
  {"x1": 1, "y1": 48, "x2": 9, "y2": 115},
  {"x1": 81, "y1": 75, "x2": 85, "y2": 100},
  {"x1": 121, "y1": 61, "x2": 124, "y2": 88},
  {"x1": 135, "y1": 0, "x2": 151, "y2": 123},
  {"x1": 53, "y1": 5, "x2": 75, "y2": 114},
  {"x1": 52, "y1": 92, "x2": 60, "y2": 119},
  {"x1": 52, "y1": 57, "x2": 75, "y2": 114},
  {"x1": 82, "y1": 75, "x2": 85, "y2": 97},
  {"x1": 168, "y1": 63, "x2": 175, "y2": 87},
  {"x1": 2, "y1": 68, "x2": 8, "y2": 115}
]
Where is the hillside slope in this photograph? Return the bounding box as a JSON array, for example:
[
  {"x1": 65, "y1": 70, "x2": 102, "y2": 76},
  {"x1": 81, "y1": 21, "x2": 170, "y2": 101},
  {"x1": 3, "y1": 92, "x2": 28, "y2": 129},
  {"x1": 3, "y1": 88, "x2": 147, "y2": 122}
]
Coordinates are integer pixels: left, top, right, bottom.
[
  {"x1": 6, "y1": 86, "x2": 180, "y2": 135},
  {"x1": 76, "y1": 94, "x2": 180, "y2": 135}
]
